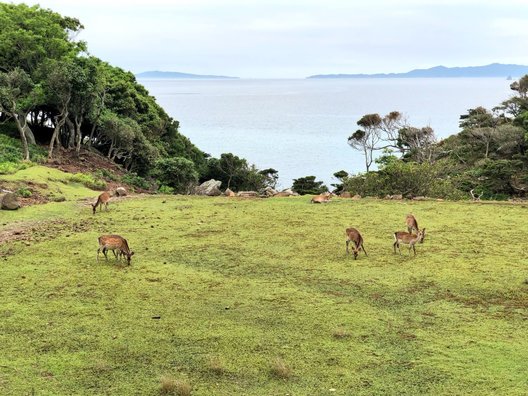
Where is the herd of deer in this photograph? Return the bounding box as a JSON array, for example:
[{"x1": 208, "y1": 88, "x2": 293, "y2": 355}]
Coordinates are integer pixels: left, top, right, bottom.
[
  {"x1": 90, "y1": 191, "x2": 426, "y2": 266},
  {"x1": 346, "y1": 214, "x2": 426, "y2": 259}
]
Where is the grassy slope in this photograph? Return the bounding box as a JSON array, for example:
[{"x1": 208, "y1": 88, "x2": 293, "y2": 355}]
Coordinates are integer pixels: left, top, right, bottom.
[{"x1": 1, "y1": 195, "x2": 528, "y2": 395}]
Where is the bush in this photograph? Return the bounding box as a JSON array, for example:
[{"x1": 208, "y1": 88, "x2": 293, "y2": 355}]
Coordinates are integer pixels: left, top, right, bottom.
[
  {"x1": 158, "y1": 185, "x2": 175, "y2": 194},
  {"x1": 152, "y1": 157, "x2": 198, "y2": 194},
  {"x1": 68, "y1": 173, "x2": 107, "y2": 190},
  {"x1": 342, "y1": 160, "x2": 464, "y2": 199},
  {"x1": 121, "y1": 172, "x2": 152, "y2": 190},
  {"x1": 16, "y1": 187, "x2": 32, "y2": 198}
]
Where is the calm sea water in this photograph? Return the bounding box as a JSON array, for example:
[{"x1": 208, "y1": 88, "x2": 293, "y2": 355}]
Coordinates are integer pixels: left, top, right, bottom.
[{"x1": 139, "y1": 78, "x2": 514, "y2": 189}]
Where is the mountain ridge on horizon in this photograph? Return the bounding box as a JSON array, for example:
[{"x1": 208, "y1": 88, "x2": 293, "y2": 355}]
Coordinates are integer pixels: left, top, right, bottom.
[
  {"x1": 307, "y1": 63, "x2": 528, "y2": 79},
  {"x1": 136, "y1": 70, "x2": 239, "y2": 79}
]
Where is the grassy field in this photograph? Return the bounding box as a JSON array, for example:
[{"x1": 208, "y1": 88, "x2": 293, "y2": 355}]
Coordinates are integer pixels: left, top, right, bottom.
[{"x1": 1, "y1": 192, "x2": 528, "y2": 395}]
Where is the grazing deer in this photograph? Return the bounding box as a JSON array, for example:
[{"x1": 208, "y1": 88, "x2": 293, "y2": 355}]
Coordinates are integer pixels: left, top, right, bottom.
[
  {"x1": 311, "y1": 192, "x2": 332, "y2": 204},
  {"x1": 97, "y1": 235, "x2": 134, "y2": 264},
  {"x1": 345, "y1": 227, "x2": 368, "y2": 259},
  {"x1": 405, "y1": 214, "x2": 419, "y2": 234},
  {"x1": 393, "y1": 229, "x2": 426, "y2": 256},
  {"x1": 92, "y1": 192, "x2": 111, "y2": 214}
]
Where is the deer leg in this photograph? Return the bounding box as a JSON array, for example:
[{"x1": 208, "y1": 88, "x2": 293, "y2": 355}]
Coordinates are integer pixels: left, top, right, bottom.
[
  {"x1": 413, "y1": 244, "x2": 416, "y2": 256},
  {"x1": 97, "y1": 247, "x2": 100, "y2": 261},
  {"x1": 105, "y1": 202, "x2": 108, "y2": 211},
  {"x1": 103, "y1": 247, "x2": 108, "y2": 260},
  {"x1": 362, "y1": 244, "x2": 368, "y2": 256},
  {"x1": 346, "y1": 239, "x2": 350, "y2": 254}
]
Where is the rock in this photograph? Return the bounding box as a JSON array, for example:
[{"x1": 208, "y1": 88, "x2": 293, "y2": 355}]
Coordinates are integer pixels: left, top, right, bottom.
[
  {"x1": 195, "y1": 179, "x2": 222, "y2": 196},
  {"x1": 340, "y1": 191, "x2": 352, "y2": 198},
  {"x1": 115, "y1": 187, "x2": 127, "y2": 196},
  {"x1": 392, "y1": 194, "x2": 403, "y2": 200},
  {"x1": 274, "y1": 188, "x2": 294, "y2": 197},
  {"x1": 225, "y1": 188, "x2": 236, "y2": 197},
  {"x1": 1, "y1": 193, "x2": 20, "y2": 210},
  {"x1": 352, "y1": 194, "x2": 362, "y2": 200},
  {"x1": 237, "y1": 191, "x2": 258, "y2": 198},
  {"x1": 260, "y1": 187, "x2": 277, "y2": 197},
  {"x1": 384, "y1": 195, "x2": 392, "y2": 200},
  {"x1": 413, "y1": 196, "x2": 427, "y2": 201}
]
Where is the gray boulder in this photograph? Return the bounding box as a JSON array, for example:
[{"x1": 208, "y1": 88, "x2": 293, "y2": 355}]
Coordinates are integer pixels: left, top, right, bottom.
[
  {"x1": 196, "y1": 179, "x2": 222, "y2": 196},
  {"x1": 115, "y1": 187, "x2": 127, "y2": 196},
  {"x1": 1, "y1": 192, "x2": 20, "y2": 210},
  {"x1": 260, "y1": 187, "x2": 277, "y2": 197}
]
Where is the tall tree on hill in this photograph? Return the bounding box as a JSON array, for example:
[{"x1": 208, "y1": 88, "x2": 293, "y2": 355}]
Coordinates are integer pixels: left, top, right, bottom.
[{"x1": 0, "y1": 68, "x2": 42, "y2": 160}]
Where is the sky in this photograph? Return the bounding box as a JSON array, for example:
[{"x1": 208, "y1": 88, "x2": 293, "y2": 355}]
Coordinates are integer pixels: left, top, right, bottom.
[{"x1": 8, "y1": 0, "x2": 528, "y2": 78}]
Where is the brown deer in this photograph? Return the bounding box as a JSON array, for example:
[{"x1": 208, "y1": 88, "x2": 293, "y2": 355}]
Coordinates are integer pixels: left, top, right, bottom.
[
  {"x1": 393, "y1": 229, "x2": 426, "y2": 256},
  {"x1": 92, "y1": 192, "x2": 111, "y2": 214},
  {"x1": 405, "y1": 214, "x2": 419, "y2": 234},
  {"x1": 97, "y1": 235, "x2": 134, "y2": 264},
  {"x1": 345, "y1": 227, "x2": 368, "y2": 259},
  {"x1": 311, "y1": 192, "x2": 332, "y2": 204}
]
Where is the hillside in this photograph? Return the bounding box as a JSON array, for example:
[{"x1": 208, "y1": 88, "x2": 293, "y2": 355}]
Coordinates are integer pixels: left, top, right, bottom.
[
  {"x1": 1, "y1": 194, "x2": 528, "y2": 394},
  {"x1": 308, "y1": 63, "x2": 528, "y2": 78}
]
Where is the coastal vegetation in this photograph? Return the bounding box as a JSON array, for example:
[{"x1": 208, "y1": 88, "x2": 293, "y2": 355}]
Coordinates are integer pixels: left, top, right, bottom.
[
  {"x1": 0, "y1": 3, "x2": 271, "y2": 195},
  {"x1": 346, "y1": 76, "x2": 528, "y2": 200}
]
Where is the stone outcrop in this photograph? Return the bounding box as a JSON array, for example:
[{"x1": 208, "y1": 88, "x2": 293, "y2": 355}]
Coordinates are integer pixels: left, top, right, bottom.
[
  {"x1": 340, "y1": 191, "x2": 352, "y2": 198},
  {"x1": 225, "y1": 188, "x2": 236, "y2": 197},
  {"x1": 260, "y1": 187, "x2": 277, "y2": 197},
  {"x1": 237, "y1": 191, "x2": 259, "y2": 198},
  {"x1": 1, "y1": 192, "x2": 20, "y2": 210},
  {"x1": 195, "y1": 179, "x2": 222, "y2": 196}
]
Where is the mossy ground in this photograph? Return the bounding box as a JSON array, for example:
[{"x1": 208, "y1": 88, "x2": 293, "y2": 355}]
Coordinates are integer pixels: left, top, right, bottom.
[{"x1": 1, "y1": 194, "x2": 528, "y2": 395}]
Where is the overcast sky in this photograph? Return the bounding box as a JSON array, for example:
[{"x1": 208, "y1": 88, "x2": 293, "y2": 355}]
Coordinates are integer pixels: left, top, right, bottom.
[{"x1": 10, "y1": 0, "x2": 528, "y2": 78}]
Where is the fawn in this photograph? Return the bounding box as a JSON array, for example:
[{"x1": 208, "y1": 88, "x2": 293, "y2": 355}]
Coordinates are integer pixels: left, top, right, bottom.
[{"x1": 405, "y1": 214, "x2": 419, "y2": 234}]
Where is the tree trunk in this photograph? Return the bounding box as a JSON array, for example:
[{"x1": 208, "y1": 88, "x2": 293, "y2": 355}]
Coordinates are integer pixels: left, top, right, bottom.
[
  {"x1": 14, "y1": 112, "x2": 30, "y2": 161},
  {"x1": 48, "y1": 109, "x2": 69, "y2": 159},
  {"x1": 74, "y1": 115, "x2": 83, "y2": 154}
]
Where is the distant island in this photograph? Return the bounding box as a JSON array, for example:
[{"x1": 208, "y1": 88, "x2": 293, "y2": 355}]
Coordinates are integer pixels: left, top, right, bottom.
[
  {"x1": 136, "y1": 71, "x2": 239, "y2": 79},
  {"x1": 307, "y1": 63, "x2": 528, "y2": 79}
]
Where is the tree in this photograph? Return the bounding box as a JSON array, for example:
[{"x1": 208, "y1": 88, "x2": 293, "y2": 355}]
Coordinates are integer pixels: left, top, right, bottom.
[
  {"x1": 292, "y1": 176, "x2": 327, "y2": 195},
  {"x1": 0, "y1": 68, "x2": 42, "y2": 160},
  {"x1": 398, "y1": 126, "x2": 437, "y2": 163},
  {"x1": 152, "y1": 157, "x2": 199, "y2": 193},
  {"x1": 348, "y1": 111, "x2": 408, "y2": 172},
  {"x1": 259, "y1": 168, "x2": 279, "y2": 189}
]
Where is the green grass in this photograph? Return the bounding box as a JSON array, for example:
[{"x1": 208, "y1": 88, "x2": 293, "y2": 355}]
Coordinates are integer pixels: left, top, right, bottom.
[
  {"x1": 1, "y1": 195, "x2": 528, "y2": 395},
  {"x1": 0, "y1": 166, "x2": 100, "y2": 207}
]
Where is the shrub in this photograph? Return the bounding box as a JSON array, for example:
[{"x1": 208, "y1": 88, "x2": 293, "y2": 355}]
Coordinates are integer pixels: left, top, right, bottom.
[
  {"x1": 158, "y1": 185, "x2": 175, "y2": 194},
  {"x1": 68, "y1": 173, "x2": 107, "y2": 190},
  {"x1": 121, "y1": 172, "x2": 152, "y2": 190},
  {"x1": 16, "y1": 187, "x2": 32, "y2": 198},
  {"x1": 152, "y1": 157, "x2": 198, "y2": 194},
  {"x1": 0, "y1": 133, "x2": 46, "y2": 163}
]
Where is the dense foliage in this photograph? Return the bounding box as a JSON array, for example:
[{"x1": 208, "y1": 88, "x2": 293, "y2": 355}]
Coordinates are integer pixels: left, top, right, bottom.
[
  {"x1": 345, "y1": 75, "x2": 528, "y2": 199},
  {"x1": 292, "y1": 175, "x2": 328, "y2": 195},
  {"x1": 0, "y1": 3, "x2": 270, "y2": 193}
]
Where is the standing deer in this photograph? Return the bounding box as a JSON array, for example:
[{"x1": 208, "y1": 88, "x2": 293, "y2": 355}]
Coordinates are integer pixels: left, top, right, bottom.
[
  {"x1": 97, "y1": 235, "x2": 134, "y2": 264},
  {"x1": 405, "y1": 214, "x2": 419, "y2": 234},
  {"x1": 345, "y1": 227, "x2": 368, "y2": 259},
  {"x1": 393, "y1": 229, "x2": 426, "y2": 256},
  {"x1": 92, "y1": 192, "x2": 111, "y2": 214}
]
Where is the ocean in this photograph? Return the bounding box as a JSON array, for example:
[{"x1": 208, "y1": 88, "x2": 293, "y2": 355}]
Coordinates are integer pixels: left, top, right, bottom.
[{"x1": 139, "y1": 78, "x2": 514, "y2": 189}]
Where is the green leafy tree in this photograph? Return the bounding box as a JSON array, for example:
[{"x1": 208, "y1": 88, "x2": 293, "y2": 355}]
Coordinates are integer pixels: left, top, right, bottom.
[
  {"x1": 292, "y1": 176, "x2": 327, "y2": 195},
  {"x1": 152, "y1": 157, "x2": 199, "y2": 194}
]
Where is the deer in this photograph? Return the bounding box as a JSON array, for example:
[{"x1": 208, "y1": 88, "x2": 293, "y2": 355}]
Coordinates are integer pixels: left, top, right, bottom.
[
  {"x1": 345, "y1": 227, "x2": 368, "y2": 259},
  {"x1": 393, "y1": 228, "x2": 426, "y2": 256},
  {"x1": 97, "y1": 235, "x2": 134, "y2": 264},
  {"x1": 92, "y1": 192, "x2": 111, "y2": 214},
  {"x1": 405, "y1": 214, "x2": 419, "y2": 234},
  {"x1": 311, "y1": 192, "x2": 332, "y2": 204}
]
